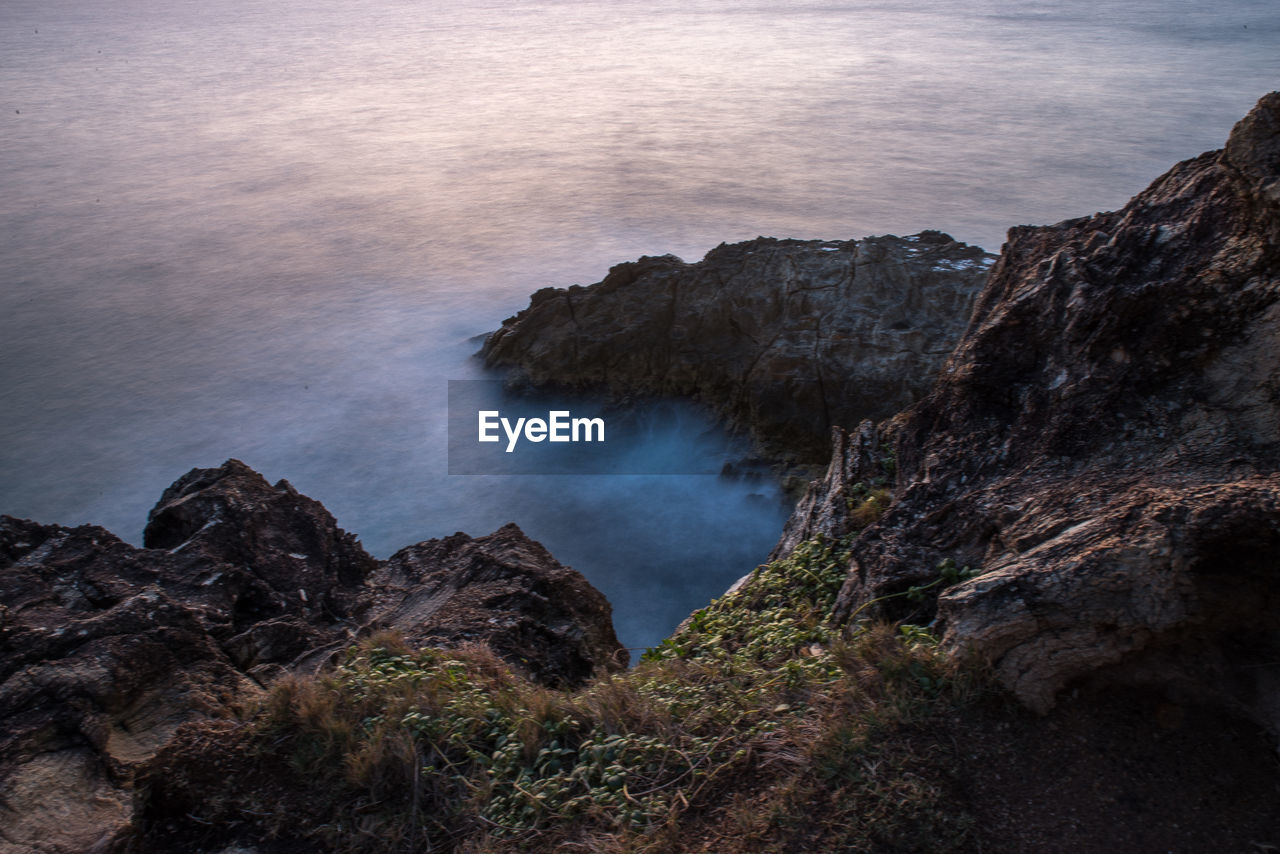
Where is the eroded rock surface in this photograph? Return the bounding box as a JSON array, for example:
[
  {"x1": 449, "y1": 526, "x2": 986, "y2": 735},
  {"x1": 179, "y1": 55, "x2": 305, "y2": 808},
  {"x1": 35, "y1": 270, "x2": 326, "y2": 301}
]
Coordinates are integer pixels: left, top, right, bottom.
[
  {"x1": 769, "y1": 420, "x2": 897, "y2": 561},
  {"x1": 368, "y1": 523, "x2": 627, "y2": 687},
  {"x1": 786, "y1": 92, "x2": 1280, "y2": 725},
  {"x1": 0, "y1": 461, "x2": 623, "y2": 853},
  {"x1": 482, "y1": 232, "x2": 993, "y2": 462}
]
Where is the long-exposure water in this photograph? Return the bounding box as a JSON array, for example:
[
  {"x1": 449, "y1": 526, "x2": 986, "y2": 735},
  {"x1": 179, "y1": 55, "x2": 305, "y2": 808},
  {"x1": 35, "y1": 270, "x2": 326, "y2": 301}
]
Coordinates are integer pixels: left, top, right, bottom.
[{"x1": 2, "y1": 0, "x2": 1277, "y2": 649}]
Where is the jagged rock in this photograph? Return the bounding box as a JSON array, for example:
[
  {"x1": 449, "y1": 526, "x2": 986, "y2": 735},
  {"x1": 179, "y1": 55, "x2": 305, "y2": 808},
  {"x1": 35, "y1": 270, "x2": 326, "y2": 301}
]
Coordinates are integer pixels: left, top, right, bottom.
[
  {"x1": 789, "y1": 92, "x2": 1280, "y2": 725},
  {"x1": 367, "y1": 523, "x2": 628, "y2": 686},
  {"x1": 769, "y1": 421, "x2": 896, "y2": 560},
  {"x1": 0, "y1": 461, "x2": 625, "y2": 853},
  {"x1": 0, "y1": 520, "x2": 256, "y2": 854},
  {"x1": 143, "y1": 458, "x2": 376, "y2": 624},
  {"x1": 482, "y1": 233, "x2": 993, "y2": 462}
]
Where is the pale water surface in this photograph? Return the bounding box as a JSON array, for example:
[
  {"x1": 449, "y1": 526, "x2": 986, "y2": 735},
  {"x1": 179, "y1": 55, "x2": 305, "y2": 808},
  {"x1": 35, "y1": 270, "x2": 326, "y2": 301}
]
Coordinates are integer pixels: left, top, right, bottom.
[{"x1": 2, "y1": 0, "x2": 1277, "y2": 649}]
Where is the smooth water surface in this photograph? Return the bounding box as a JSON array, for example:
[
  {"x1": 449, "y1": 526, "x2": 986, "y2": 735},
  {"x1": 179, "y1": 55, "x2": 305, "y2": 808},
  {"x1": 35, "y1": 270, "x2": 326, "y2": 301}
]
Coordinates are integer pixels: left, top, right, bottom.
[{"x1": 2, "y1": 0, "x2": 1277, "y2": 649}]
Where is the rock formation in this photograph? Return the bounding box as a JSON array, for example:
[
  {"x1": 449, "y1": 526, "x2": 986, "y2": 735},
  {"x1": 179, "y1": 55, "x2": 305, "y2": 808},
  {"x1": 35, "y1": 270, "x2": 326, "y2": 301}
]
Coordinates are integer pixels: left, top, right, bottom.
[
  {"x1": 367, "y1": 524, "x2": 628, "y2": 685},
  {"x1": 7, "y1": 88, "x2": 1280, "y2": 854},
  {"x1": 482, "y1": 232, "x2": 993, "y2": 463},
  {"x1": 0, "y1": 461, "x2": 624, "y2": 854},
  {"x1": 782, "y1": 92, "x2": 1280, "y2": 727},
  {"x1": 770, "y1": 420, "x2": 898, "y2": 561}
]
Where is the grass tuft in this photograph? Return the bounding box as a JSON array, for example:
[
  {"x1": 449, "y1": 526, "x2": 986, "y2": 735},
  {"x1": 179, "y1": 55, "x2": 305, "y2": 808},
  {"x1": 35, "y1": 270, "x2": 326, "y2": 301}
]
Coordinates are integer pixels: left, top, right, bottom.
[{"x1": 168, "y1": 537, "x2": 990, "y2": 852}]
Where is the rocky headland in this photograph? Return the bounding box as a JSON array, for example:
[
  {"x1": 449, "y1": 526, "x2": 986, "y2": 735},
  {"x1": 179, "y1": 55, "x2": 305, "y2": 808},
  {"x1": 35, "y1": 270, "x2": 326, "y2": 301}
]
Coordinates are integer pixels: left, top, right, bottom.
[
  {"x1": 3, "y1": 92, "x2": 1280, "y2": 852},
  {"x1": 482, "y1": 232, "x2": 993, "y2": 465}
]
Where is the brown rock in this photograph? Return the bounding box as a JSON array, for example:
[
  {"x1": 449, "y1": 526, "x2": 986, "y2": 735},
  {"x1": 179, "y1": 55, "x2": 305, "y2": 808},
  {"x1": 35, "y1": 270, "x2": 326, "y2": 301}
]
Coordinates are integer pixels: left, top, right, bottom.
[
  {"x1": 0, "y1": 462, "x2": 626, "y2": 852},
  {"x1": 482, "y1": 233, "x2": 993, "y2": 463},
  {"x1": 143, "y1": 458, "x2": 376, "y2": 624},
  {"x1": 0, "y1": 520, "x2": 255, "y2": 854},
  {"x1": 367, "y1": 522, "x2": 628, "y2": 686},
  {"x1": 787, "y1": 92, "x2": 1280, "y2": 727}
]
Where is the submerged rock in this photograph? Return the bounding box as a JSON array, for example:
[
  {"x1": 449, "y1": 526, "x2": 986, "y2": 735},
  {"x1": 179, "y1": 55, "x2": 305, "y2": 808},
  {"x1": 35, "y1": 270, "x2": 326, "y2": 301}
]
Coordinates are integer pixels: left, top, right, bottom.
[
  {"x1": 0, "y1": 461, "x2": 623, "y2": 853},
  {"x1": 482, "y1": 232, "x2": 993, "y2": 463},
  {"x1": 786, "y1": 92, "x2": 1280, "y2": 727}
]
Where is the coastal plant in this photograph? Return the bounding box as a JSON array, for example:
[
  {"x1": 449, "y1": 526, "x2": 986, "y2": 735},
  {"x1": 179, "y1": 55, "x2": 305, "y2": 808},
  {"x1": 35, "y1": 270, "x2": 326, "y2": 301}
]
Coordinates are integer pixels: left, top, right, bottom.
[
  {"x1": 879, "y1": 441, "x2": 898, "y2": 478},
  {"x1": 844, "y1": 480, "x2": 894, "y2": 529},
  {"x1": 846, "y1": 556, "x2": 981, "y2": 623},
  {"x1": 215, "y1": 538, "x2": 984, "y2": 853}
]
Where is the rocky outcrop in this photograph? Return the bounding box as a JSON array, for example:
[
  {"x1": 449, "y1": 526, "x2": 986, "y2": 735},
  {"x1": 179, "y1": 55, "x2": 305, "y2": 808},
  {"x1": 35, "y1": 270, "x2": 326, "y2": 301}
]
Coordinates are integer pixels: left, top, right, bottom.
[
  {"x1": 769, "y1": 420, "x2": 898, "y2": 561},
  {"x1": 0, "y1": 461, "x2": 624, "y2": 854},
  {"x1": 0, "y1": 519, "x2": 256, "y2": 854},
  {"x1": 785, "y1": 92, "x2": 1280, "y2": 726},
  {"x1": 482, "y1": 232, "x2": 993, "y2": 463},
  {"x1": 368, "y1": 524, "x2": 628, "y2": 686},
  {"x1": 143, "y1": 459, "x2": 376, "y2": 626}
]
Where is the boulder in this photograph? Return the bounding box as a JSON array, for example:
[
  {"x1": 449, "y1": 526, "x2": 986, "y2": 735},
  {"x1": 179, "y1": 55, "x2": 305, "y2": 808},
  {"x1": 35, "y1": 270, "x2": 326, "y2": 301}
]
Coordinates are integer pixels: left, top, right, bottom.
[
  {"x1": 367, "y1": 523, "x2": 628, "y2": 686},
  {"x1": 482, "y1": 232, "x2": 993, "y2": 463}
]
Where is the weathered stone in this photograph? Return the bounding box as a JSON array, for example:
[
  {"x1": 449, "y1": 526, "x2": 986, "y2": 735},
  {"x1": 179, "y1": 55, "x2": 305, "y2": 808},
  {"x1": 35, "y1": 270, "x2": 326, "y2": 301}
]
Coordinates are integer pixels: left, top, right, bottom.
[
  {"x1": 144, "y1": 459, "x2": 376, "y2": 625},
  {"x1": 482, "y1": 232, "x2": 993, "y2": 463},
  {"x1": 0, "y1": 461, "x2": 625, "y2": 853},
  {"x1": 786, "y1": 92, "x2": 1280, "y2": 726},
  {"x1": 368, "y1": 523, "x2": 628, "y2": 686},
  {"x1": 769, "y1": 420, "x2": 896, "y2": 560},
  {"x1": 0, "y1": 520, "x2": 255, "y2": 854}
]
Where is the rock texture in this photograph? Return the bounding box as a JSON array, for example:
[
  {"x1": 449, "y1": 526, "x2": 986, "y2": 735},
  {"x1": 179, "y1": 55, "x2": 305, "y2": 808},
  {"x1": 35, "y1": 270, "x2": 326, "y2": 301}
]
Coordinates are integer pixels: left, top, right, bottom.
[
  {"x1": 0, "y1": 461, "x2": 623, "y2": 854},
  {"x1": 784, "y1": 92, "x2": 1280, "y2": 725},
  {"x1": 367, "y1": 524, "x2": 629, "y2": 686},
  {"x1": 0, "y1": 519, "x2": 254, "y2": 854},
  {"x1": 770, "y1": 420, "x2": 898, "y2": 561},
  {"x1": 482, "y1": 232, "x2": 993, "y2": 463}
]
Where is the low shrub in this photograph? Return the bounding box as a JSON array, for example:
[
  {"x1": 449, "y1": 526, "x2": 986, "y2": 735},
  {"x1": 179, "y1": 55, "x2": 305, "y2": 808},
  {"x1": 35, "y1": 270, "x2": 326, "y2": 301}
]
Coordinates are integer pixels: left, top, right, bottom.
[{"x1": 180, "y1": 538, "x2": 987, "y2": 852}]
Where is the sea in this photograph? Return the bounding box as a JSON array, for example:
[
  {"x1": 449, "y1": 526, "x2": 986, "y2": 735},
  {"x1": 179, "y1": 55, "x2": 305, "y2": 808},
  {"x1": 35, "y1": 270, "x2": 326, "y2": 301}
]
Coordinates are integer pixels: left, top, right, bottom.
[{"x1": 2, "y1": 0, "x2": 1277, "y2": 651}]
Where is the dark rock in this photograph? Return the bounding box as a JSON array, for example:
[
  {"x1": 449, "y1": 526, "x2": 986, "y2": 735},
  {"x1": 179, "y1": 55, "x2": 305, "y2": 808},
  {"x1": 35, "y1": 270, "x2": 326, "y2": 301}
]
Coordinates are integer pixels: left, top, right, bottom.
[
  {"x1": 482, "y1": 233, "x2": 993, "y2": 463},
  {"x1": 0, "y1": 462, "x2": 625, "y2": 853},
  {"x1": 143, "y1": 459, "x2": 376, "y2": 624},
  {"x1": 785, "y1": 92, "x2": 1280, "y2": 727},
  {"x1": 0, "y1": 520, "x2": 254, "y2": 853},
  {"x1": 367, "y1": 523, "x2": 628, "y2": 686},
  {"x1": 769, "y1": 420, "x2": 896, "y2": 560}
]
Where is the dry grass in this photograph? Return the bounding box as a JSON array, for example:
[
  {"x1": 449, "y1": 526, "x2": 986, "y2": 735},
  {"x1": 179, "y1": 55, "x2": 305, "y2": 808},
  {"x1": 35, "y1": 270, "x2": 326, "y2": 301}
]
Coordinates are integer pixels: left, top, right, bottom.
[
  {"x1": 848, "y1": 486, "x2": 894, "y2": 529},
  {"x1": 142, "y1": 537, "x2": 992, "y2": 853}
]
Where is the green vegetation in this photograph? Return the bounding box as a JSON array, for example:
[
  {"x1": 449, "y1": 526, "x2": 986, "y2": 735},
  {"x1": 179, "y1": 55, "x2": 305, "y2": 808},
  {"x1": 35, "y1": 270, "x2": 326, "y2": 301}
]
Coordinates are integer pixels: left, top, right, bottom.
[
  {"x1": 845, "y1": 480, "x2": 894, "y2": 528},
  {"x1": 202, "y1": 537, "x2": 987, "y2": 852},
  {"x1": 847, "y1": 557, "x2": 981, "y2": 622}
]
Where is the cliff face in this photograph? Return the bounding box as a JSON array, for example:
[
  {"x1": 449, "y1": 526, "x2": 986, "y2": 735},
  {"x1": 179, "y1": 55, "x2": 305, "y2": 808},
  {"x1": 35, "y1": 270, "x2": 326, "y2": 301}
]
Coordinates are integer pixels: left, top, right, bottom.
[
  {"x1": 785, "y1": 92, "x2": 1280, "y2": 723},
  {"x1": 0, "y1": 462, "x2": 623, "y2": 854},
  {"x1": 482, "y1": 233, "x2": 993, "y2": 462}
]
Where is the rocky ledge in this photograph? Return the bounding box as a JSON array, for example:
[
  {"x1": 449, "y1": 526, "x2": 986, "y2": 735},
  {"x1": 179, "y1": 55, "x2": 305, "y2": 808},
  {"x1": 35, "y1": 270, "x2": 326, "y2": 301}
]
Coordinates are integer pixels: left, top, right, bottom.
[
  {"x1": 482, "y1": 232, "x2": 993, "y2": 464},
  {"x1": 781, "y1": 92, "x2": 1280, "y2": 729},
  {"x1": 0, "y1": 461, "x2": 623, "y2": 854}
]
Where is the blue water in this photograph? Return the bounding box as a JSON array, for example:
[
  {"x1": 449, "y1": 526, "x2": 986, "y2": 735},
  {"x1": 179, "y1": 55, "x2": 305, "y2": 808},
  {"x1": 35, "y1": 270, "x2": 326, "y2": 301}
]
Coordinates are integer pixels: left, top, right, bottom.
[{"x1": 2, "y1": 0, "x2": 1277, "y2": 650}]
